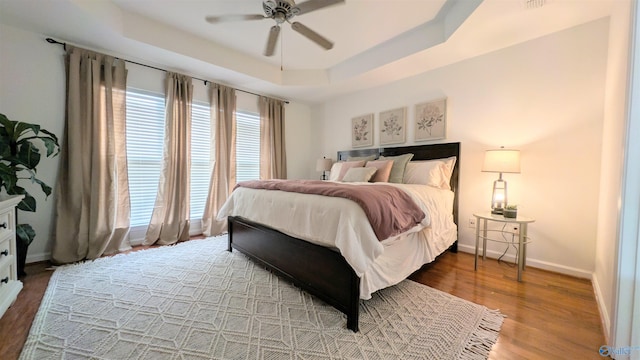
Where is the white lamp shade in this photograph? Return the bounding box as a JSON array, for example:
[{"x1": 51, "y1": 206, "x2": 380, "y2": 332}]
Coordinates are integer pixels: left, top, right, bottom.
[
  {"x1": 482, "y1": 149, "x2": 521, "y2": 173},
  {"x1": 316, "y1": 158, "x2": 333, "y2": 172}
]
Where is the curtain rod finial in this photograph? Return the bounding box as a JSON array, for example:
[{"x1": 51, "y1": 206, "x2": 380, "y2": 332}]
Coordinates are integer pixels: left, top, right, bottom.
[{"x1": 45, "y1": 37, "x2": 66, "y2": 50}]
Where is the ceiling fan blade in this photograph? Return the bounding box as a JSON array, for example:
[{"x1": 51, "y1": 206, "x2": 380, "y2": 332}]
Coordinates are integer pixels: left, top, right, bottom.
[
  {"x1": 295, "y1": 0, "x2": 345, "y2": 16},
  {"x1": 205, "y1": 14, "x2": 267, "y2": 24},
  {"x1": 264, "y1": 25, "x2": 281, "y2": 56},
  {"x1": 291, "y1": 22, "x2": 333, "y2": 50}
]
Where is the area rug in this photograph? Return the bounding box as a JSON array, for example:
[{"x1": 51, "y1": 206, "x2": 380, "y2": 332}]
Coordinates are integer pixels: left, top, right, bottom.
[{"x1": 21, "y1": 235, "x2": 504, "y2": 359}]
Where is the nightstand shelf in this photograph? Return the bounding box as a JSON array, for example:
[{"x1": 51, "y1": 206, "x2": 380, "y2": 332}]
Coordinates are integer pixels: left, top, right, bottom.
[{"x1": 473, "y1": 212, "x2": 535, "y2": 281}]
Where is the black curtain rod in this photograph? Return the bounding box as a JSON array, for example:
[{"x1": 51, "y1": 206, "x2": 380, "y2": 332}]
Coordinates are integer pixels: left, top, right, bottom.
[{"x1": 45, "y1": 37, "x2": 290, "y2": 104}]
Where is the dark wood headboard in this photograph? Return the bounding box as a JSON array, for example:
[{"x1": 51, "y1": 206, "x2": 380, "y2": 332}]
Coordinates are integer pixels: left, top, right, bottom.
[{"x1": 337, "y1": 143, "x2": 460, "y2": 233}]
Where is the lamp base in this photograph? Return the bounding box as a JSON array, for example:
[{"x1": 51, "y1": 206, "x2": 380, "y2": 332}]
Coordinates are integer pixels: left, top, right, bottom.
[{"x1": 491, "y1": 207, "x2": 504, "y2": 215}]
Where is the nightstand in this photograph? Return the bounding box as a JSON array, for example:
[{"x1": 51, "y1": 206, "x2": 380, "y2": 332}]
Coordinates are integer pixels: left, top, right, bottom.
[
  {"x1": 0, "y1": 195, "x2": 24, "y2": 318},
  {"x1": 473, "y1": 212, "x2": 535, "y2": 281}
]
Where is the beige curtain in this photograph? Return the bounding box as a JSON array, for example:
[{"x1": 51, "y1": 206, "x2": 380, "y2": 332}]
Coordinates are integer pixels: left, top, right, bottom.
[
  {"x1": 202, "y1": 83, "x2": 236, "y2": 236},
  {"x1": 143, "y1": 73, "x2": 193, "y2": 245},
  {"x1": 259, "y1": 96, "x2": 287, "y2": 179},
  {"x1": 53, "y1": 46, "x2": 130, "y2": 264}
]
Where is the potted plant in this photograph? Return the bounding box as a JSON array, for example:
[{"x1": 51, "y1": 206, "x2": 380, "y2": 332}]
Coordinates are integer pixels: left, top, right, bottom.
[
  {"x1": 0, "y1": 113, "x2": 60, "y2": 276},
  {"x1": 504, "y1": 204, "x2": 518, "y2": 218}
]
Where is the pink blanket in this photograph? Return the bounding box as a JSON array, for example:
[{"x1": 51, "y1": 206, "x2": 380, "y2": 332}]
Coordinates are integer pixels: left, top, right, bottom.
[{"x1": 235, "y1": 180, "x2": 425, "y2": 241}]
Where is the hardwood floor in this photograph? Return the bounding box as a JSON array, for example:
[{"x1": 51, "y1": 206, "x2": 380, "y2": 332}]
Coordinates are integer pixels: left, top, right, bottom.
[
  {"x1": 409, "y1": 251, "x2": 605, "y2": 359},
  {"x1": 1, "y1": 247, "x2": 605, "y2": 359}
]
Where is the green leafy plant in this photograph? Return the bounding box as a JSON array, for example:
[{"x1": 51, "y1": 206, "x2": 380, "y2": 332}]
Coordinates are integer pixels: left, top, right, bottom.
[
  {"x1": 505, "y1": 204, "x2": 518, "y2": 210},
  {"x1": 0, "y1": 113, "x2": 59, "y2": 273}
]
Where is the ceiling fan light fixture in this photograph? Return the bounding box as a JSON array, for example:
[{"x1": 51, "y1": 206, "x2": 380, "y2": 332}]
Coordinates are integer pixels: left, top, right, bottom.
[{"x1": 274, "y1": 11, "x2": 287, "y2": 24}]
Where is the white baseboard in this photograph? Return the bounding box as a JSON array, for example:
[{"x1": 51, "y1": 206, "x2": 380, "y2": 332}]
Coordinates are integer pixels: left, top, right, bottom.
[
  {"x1": 591, "y1": 273, "x2": 610, "y2": 344},
  {"x1": 26, "y1": 252, "x2": 50, "y2": 264},
  {"x1": 457, "y1": 244, "x2": 593, "y2": 279}
]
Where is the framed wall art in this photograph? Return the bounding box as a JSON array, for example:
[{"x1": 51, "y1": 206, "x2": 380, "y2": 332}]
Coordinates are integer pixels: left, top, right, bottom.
[
  {"x1": 379, "y1": 107, "x2": 406, "y2": 145},
  {"x1": 351, "y1": 113, "x2": 374, "y2": 148},
  {"x1": 415, "y1": 98, "x2": 446, "y2": 141}
]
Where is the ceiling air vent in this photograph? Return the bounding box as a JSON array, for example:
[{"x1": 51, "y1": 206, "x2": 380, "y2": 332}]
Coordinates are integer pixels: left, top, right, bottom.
[{"x1": 525, "y1": 0, "x2": 545, "y2": 9}]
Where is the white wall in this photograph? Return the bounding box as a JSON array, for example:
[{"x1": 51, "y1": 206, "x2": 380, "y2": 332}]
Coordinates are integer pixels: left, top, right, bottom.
[
  {"x1": 312, "y1": 19, "x2": 610, "y2": 277},
  {"x1": 284, "y1": 102, "x2": 313, "y2": 180},
  {"x1": 593, "y1": 0, "x2": 633, "y2": 342},
  {"x1": 0, "y1": 24, "x2": 65, "y2": 263},
  {"x1": 0, "y1": 23, "x2": 313, "y2": 263}
]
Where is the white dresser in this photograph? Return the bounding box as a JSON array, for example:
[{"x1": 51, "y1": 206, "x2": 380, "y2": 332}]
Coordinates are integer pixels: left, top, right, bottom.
[{"x1": 0, "y1": 195, "x2": 24, "y2": 318}]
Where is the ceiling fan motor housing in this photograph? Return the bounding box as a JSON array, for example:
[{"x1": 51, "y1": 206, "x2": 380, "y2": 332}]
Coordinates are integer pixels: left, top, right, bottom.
[{"x1": 263, "y1": 0, "x2": 300, "y2": 23}]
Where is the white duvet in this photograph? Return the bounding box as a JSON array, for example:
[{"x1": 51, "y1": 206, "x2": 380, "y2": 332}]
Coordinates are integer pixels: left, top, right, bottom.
[{"x1": 217, "y1": 181, "x2": 457, "y2": 299}]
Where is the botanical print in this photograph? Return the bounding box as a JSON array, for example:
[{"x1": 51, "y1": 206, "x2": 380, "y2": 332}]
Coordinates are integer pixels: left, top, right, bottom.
[
  {"x1": 352, "y1": 113, "x2": 374, "y2": 147},
  {"x1": 415, "y1": 98, "x2": 446, "y2": 141},
  {"x1": 379, "y1": 107, "x2": 406, "y2": 145}
]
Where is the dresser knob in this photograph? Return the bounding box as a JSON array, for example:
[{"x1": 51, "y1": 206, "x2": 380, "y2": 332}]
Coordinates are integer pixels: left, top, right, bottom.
[
  {"x1": 0, "y1": 250, "x2": 7, "y2": 256},
  {"x1": 0, "y1": 277, "x2": 8, "y2": 284},
  {"x1": 0, "y1": 222, "x2": 6, "y2": 229}
]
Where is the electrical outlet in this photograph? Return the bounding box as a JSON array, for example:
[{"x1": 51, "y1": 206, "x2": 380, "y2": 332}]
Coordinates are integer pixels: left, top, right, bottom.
[
  {"x1": 468, "y1": 218, "x2": 476, "y2": 228},
  {"x1": 513, "y1": 225, "x2": 519, "y2": 235}
]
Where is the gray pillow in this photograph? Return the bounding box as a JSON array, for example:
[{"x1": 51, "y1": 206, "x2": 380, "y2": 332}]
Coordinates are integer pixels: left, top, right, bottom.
[
  {"x1": 341, "y1": 167, "x2": 377, "y2": 182},
  {"x1": 379, "y1": 153, "x2": 414, "y2": 183}
]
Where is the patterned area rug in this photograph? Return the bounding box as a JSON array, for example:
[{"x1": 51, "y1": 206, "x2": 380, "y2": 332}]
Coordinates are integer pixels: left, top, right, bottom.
[{"x1": 21, "y1": 236, "x2": 504, "y2": 359}]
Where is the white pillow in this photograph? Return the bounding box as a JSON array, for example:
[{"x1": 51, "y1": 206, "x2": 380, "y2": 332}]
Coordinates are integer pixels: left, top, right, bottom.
[
  {"x1": 328, "y1": 162, "x2": 343, "y2": 181},
  {"x1": 441, "y1": 156, "x2": 457, "y2": 185},
  {"x1": 403, "y1": 157, "x2": 456, "y2": 190},
  {"x1": 341, "y1": 167, "x2": 377, "y2": 182}
]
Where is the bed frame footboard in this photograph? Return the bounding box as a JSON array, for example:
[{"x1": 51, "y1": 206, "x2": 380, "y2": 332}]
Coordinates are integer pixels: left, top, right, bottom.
[{"x1": 227, "y1": 216, "x2": 361, "y2": 332}]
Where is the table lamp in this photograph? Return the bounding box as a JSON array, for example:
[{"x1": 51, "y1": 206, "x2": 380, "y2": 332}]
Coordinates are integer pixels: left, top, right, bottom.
[
  {"x1": 482, "y1": 147, "x2": 520, "y2": 214},
  {"x1": 316, "y1": 157, "x2": 333, "y2": 180}
]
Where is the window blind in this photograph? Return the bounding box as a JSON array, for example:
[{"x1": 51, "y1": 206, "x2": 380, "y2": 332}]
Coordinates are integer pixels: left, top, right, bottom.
[
  {"x1": 236, "y1": 111, "x2": 261, "y2": 182},
  {"x1": 126, "y1": 89, "x2": 165, "y2": 228},
  {"x1": 190, "y1": 102, "x2": 212, "y2": 220}
]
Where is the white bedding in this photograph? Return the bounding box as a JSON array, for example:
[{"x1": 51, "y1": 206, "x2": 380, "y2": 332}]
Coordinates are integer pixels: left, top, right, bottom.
[{"x1": 217, "y1": 181, "x2": 457, "y2": 299}]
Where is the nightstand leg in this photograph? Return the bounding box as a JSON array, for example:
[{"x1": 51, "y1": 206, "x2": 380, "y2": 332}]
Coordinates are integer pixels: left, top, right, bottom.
[
  {"x1": 474, "y1": 219, "x2": 480, "y2": 271},
  {"x1": 522, "y1": 223, "x2": 528, "y2": 269},
  {"x1": 518, "y1": 225, "x2": 525, "y2": 281},
  {"x1": 482, "y1": 219, "x2": 488, "y2": 261}
]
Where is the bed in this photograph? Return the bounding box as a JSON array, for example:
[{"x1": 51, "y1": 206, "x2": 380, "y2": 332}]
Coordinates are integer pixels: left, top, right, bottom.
[{"x1": 222, "y1": 143, "x2": 460, "y2": 331}]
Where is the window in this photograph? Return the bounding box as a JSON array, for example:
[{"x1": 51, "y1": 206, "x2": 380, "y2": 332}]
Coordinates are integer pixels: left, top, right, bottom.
[
  {"x1": 126, "y1": 89, "x2": 212, "y2": 234},
  {"x1": 126, "y1": 89, "x2": 165, "y2": 228},
  {"x1": 125, "y1": 88, "x2": 259, "y2": 239},
  {"x1": 236, "y1": 110, "x2": 260, "y2": 182}
]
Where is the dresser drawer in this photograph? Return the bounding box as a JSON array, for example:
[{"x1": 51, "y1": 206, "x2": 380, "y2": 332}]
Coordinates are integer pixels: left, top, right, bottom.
[
  {"x1": 0, "y1": 236, "x2": 10, "y2": 260},
  {"x1": 0, "y1": 265, "x2": 10, "y2": 290},
  {"x1": 0, "y1": 209, "x2": 11, "y2": 234}
]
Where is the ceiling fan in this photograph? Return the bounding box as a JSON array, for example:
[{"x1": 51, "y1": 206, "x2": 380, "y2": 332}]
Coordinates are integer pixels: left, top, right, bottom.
[{"x1": 205, "y1": 0, "x2": 345, "y2": 57}]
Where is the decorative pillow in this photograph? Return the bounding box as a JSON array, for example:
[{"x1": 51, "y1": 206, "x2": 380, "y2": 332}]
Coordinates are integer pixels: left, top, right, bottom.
[
  {"x1": 328, "y1": 162, "x2": 343, "y2": 181},
  {"x1": 341, "y1": 167, "x2": 377, "y2": 182},
  {"x1": 379, "y1": 153, "x2": 414, "y2": 183},
  {"x1": 403, "y1": 157, "x2": 457, "y2": 190},
  {"x1": 347, "y1": 155, "x2": 377, "y2": 162},
  {"x1": 337, "y1": 160, "x2": 365, "y2": 181},
  {"x1": 365, "y1": 160, "x2": 393, "y2": 182}
]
